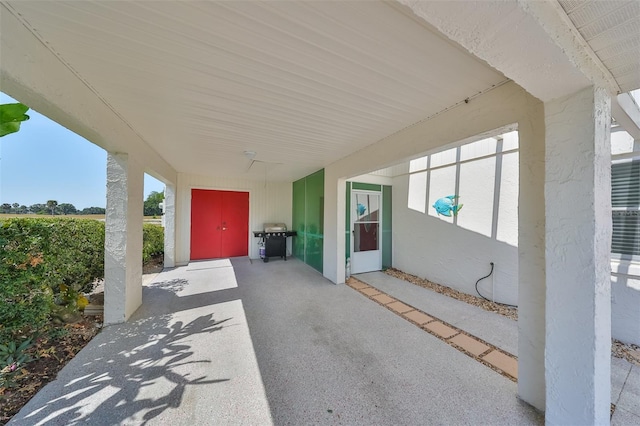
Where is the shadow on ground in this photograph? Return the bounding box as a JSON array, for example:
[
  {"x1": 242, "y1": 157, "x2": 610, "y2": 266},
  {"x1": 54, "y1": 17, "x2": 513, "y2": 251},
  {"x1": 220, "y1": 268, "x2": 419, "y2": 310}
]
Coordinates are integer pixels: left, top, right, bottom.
[{"x1": 11, "y1": 280, "x2": 230, "y2": 425}]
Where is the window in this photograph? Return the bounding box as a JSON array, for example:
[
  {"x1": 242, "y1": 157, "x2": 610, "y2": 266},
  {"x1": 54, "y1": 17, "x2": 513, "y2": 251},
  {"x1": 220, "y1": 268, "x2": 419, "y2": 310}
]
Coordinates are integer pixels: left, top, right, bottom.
[
  {"x1": 611, "y1": 159, "x2": 640, "y2": 259},
  {"x1": 406, "y1": 131, "x2": 519, "y2": 244}
]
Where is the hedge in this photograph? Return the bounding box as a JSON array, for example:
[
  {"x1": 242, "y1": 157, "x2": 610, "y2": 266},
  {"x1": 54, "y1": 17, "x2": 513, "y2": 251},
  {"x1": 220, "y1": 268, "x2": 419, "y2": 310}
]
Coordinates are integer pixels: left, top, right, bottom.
[
  {"x1": 0, "y1": 218, "x2": 105, "y2": 342},
  {"x1": 0, "y1": 218, "x2": 165, "y2": 342},
  {"x1": 143, "y1": 223, "x2": 164, "y2": 263}
]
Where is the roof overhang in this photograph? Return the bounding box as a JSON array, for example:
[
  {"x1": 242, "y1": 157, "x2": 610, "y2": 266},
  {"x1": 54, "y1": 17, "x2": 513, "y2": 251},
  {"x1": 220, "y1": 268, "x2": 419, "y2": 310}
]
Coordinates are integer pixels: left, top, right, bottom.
[{"x1": 1, "y1": 1, "x2": 638, "y2": 183}]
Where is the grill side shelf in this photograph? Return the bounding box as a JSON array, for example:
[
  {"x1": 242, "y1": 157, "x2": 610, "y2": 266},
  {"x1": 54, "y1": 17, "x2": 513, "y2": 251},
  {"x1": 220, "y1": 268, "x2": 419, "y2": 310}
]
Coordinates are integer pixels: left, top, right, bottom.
[{"x1": 253, "y1": 231, "x2": 297, "y2": 237}]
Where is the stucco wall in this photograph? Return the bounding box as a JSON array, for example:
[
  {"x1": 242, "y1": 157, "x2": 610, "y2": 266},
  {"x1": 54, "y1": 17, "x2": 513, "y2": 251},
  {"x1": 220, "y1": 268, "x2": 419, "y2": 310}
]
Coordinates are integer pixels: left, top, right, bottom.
[
  {"x1": 323, "y1": 82, "x2": 536, "y2": 285},
  {"x1": 175, "y1": 173, "x2": 292, "y2": 265},
  {"x1": 392, "y1": 171, "x2": 519, "y2": 305},
  {"x1": 612, "y1": 266, "x2": 640, "y2": 345}
]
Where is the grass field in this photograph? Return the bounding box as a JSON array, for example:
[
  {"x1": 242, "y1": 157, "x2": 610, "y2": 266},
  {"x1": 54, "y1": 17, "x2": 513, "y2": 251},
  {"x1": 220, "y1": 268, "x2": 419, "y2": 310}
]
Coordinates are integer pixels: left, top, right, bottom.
[
  {"x1": 0, "y1": 214, "x2": 162, "y2": 223},
  {"x1": 0, "y1": 213, "x2": 105, "y2": 220}
]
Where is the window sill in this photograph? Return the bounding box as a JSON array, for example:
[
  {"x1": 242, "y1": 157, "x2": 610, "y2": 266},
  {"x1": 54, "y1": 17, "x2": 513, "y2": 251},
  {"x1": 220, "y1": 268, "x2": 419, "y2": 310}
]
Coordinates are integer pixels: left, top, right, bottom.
[{"x1": 611, "y1": 259, "x2": 640, "y2": 279}]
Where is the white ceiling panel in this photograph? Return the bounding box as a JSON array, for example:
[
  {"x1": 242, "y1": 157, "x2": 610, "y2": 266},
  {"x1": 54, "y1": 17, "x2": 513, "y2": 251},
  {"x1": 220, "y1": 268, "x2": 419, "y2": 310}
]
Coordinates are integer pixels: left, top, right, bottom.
[
  {"x1": 3, "y1": 1, "x2": 639, "y2": 183},
  {"x1": 4, "y1": 1, "x2": 508, "y2": 181},
  {"x1": 559, "y1": 0, "x2": 640, "y2": 93}
]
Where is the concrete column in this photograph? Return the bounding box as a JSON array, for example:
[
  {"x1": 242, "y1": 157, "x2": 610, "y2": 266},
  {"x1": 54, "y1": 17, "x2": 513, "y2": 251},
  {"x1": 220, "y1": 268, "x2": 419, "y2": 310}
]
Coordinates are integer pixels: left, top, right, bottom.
[
  {"x1": 517, "y1": 100, "x2": 546, "y2": 411},
  {"x1": 163, "y1": 183, "x2": 176, "y2": 268},
  {"x1": 105, "y1": 153, "x2": 144, "y2": 325},
  {"x1": 544, "y1": 86, "x2": 611, "y2": 425},
  {"x1": 322, "y1": 168, "x2": 346, "y2": 284}
]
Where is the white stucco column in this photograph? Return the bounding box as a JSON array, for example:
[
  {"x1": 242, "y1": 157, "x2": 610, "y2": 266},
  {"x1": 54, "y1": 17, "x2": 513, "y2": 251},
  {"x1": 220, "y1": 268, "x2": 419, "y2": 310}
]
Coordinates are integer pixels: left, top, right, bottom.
[
  {"x1": 322, "y1": 170, "x2": 346, "y2": 284},
  {"x1": 163, "y1": 183, "x2": 176, "y2": 268},
  {"x1": 544, "y1": 86, "x2": 611, "y2": 425},
  {"x1": 105, "y1": 152, "x2": 144, "y2": 325},
  {"x1": 517, "y1": 100, "x2": 546, "y2": 411}
]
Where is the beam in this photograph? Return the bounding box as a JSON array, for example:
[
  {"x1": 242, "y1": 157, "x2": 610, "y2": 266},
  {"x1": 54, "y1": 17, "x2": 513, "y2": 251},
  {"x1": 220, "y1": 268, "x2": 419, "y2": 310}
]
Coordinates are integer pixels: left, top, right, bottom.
[{"x1": 612, "y1": 92, "x2": 640, "y2": 140}]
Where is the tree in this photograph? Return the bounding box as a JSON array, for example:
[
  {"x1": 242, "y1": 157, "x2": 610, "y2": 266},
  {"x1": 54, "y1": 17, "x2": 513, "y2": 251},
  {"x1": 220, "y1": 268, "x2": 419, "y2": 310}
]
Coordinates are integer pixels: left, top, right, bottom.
[
  {"x1": 0, "y1": 203, "x2": 11, "y2": 214},
  {"x1": 57, "y1": 203, "x2": 77, "y2": 215},
  {"x1": 18, "y1": 205, "x2": 28, "y2": 214},
  {"x1": 29, "y1": 203, "x2": 46, "y2": 214},
  {"x1": 12, "y1": 203, "x2": 19, "y2": 213},
  {"x1": 80, "y1": 207, "x2": 105, "y2": 215},
  {"x1": 46, "y1": 200, "x2": 58, "y2": 216},
  {"x1": 144, "y1": 191, "x2": 164, "y2": 217}
]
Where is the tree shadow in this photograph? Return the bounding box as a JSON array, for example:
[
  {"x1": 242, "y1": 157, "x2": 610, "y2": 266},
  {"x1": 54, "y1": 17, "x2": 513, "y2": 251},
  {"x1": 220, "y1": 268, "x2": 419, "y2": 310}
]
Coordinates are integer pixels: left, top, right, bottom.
[{"x1": 11, "y1": 283, "x2": 232, "y2": 425}]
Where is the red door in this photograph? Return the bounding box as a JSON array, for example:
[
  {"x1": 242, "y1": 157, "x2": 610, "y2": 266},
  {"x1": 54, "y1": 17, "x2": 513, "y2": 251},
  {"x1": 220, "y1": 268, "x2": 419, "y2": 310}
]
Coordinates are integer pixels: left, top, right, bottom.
[{"x1": 190, "y1": 189, "x2": 249, "y2": 260}]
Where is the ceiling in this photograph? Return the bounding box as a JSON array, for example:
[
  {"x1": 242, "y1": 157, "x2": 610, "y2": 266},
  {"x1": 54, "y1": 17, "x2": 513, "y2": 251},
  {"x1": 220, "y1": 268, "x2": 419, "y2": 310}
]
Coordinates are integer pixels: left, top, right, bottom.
[
  {"x1": 559, "y1": 0, "x2": 639, "y2": 93},
  {"x1": 3, "y1": 1, "x2": 508, "y2": 182},
  {"x1": 3, "y1": 1, "x2": 637, "y2": 183}
]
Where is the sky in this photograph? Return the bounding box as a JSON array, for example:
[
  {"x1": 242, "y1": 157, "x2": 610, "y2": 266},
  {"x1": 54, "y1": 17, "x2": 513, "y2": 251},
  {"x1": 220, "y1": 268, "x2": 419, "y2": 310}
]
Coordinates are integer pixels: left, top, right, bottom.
[{"x1": 0, "y1": 93, "x2": 165, "y2": 209}]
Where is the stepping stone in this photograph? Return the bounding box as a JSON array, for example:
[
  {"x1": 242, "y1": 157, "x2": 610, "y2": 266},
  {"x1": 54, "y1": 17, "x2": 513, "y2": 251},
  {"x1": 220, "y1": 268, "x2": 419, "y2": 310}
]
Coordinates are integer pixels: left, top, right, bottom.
[
  {"x1": 424, "y1": 321, "x2": 458, "y2": 339},
  {"x1": 350, "y1": 280, "x2": 370, "y2": 290},
  {"x1": 450, "y1": 333, "x2": 490, "y2": 356},
  {"x1": 403, "y1": 310, "x2": 434, "y2": 325},
  {"x1": 483, "y1": 350, "x2": 518, "y2": 378},
  {"x1": 387, "y1": 301, "x2": 413, "y2": 314},
  {"x1": 372, "y1": 294, "x2": 395, "y2": 305},
  {"x1": 360, "y1": 287, "x2": 380, "y2": 296}
]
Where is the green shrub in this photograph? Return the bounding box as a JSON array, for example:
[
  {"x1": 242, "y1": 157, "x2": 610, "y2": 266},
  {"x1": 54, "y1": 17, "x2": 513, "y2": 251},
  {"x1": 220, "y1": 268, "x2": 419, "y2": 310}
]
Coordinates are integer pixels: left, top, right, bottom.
[
  {"x1": 143, "y1": 223, "x2": 164, "y2": 263},
  {"x1": 43, "y1": 219, "x2": 105, "y2": 295},
  {"x1": 0, "y1": 337, "x2": 34, "y2": 388},
  {"x1": 0, "y1": 218, "x2": 104, "y2": 342},
  {"x1": 0, "y1": 228, "x2": 52, "y2": 343},
  {"x1": 0, "y1": 218, "x2": 162, "y2": 343}
]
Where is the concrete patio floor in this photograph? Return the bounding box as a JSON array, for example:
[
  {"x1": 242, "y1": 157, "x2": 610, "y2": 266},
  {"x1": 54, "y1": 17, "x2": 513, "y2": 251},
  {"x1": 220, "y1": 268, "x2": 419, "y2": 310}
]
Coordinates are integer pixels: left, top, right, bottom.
[
  {"x1": 354, "y1": 271, "x2": 640, "y2": 425},
  {"x1": 16, "y1": 257, "x2": 636, "y2": 425}
]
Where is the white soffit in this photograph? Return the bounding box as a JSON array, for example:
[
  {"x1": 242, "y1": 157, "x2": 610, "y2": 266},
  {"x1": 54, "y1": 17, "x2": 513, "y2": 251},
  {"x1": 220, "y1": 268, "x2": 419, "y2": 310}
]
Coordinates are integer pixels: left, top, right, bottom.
[
  {"x1": 3, "y1": 1, "x2": 507, "y2": 182},
  {"x1": 399, "y1": 0, "x2": 638, "y2": 102},
  {"x1": 398, "y1": 0, "x2": 593, "y2": 102},
  {"x1": 559, "y1": 0, "x2": 640, "y2": 94}
]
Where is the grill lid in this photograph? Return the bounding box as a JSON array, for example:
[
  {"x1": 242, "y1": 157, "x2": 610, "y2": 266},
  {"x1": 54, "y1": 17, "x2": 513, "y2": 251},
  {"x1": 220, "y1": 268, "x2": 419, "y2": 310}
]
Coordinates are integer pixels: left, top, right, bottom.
[{"x1": 264, "y1": 223, "x2": 287, "y2": 232}]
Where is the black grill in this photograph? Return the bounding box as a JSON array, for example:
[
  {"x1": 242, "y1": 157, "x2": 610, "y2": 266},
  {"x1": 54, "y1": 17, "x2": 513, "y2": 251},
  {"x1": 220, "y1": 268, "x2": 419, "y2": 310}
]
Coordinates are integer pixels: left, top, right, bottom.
[{"x1": 253, "y1": 225, "x2": 297, "y2": 262}]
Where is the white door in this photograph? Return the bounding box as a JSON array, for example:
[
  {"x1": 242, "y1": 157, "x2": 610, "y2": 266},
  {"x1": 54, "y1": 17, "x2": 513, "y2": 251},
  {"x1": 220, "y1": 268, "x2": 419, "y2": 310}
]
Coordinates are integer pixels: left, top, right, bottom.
[{"x1": 351, "y1": 190, "x2": 382, "y2": 274}]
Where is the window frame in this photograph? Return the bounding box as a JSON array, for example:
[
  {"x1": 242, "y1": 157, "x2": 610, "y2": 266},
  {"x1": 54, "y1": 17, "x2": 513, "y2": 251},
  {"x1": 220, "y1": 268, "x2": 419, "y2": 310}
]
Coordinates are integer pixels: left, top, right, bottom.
[{"x1": 611, "y1": 157, "x2": 640, "y2": 262}]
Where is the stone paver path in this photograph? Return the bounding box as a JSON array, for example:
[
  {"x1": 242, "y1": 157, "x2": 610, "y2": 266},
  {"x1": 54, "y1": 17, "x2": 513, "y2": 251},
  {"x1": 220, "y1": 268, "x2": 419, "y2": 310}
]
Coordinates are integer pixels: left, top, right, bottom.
[{"x1": 347, "y1": 276, "x2": 519, "y2": 381}]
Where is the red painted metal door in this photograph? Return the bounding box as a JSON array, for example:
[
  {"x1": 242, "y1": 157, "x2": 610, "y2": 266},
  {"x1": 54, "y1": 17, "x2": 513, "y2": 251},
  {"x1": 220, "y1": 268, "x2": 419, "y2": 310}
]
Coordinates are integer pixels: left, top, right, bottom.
[
  {"x1": 191, "y1": 189, "x2": 222, "y2": 260},
  {"x1": 221, "y1": 191, "x2": 249, "y2": 257},
  {"x1": 190, "y1": 189, "x2": 249, "y2": 260}
]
